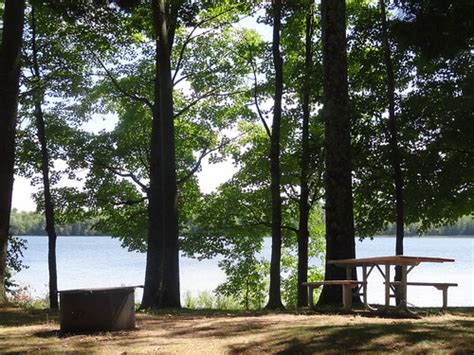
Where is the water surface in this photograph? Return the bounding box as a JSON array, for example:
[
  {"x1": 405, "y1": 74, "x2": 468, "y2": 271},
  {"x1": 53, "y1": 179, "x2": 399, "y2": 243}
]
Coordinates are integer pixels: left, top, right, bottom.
[{"x1": 13, "y1": 236, "x2": 473, "y2": 307}]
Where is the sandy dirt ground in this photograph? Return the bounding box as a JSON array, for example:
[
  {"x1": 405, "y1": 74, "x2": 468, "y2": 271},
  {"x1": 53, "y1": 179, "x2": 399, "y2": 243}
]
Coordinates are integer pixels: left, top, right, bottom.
[{"x1": 0, "y1": 308, "x2": 473, "y2": 353}]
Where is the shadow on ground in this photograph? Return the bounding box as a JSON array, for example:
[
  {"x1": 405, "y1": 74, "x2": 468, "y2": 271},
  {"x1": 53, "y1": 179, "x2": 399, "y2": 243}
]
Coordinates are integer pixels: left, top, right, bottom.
[
  {"x1": 227, "y1": 320, "x2": 474, "y2": 353},
  {"x1": 0, "y1": 307, "x2": 472, "y2": 353},
  {"x1": 0, "y1": 307, "x2": 58, "y2": 327}
]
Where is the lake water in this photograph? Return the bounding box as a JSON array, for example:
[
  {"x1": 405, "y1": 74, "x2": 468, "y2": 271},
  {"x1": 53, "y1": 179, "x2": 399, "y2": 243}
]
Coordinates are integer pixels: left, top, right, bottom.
[{"x1": 12, "y1": 236, "x2": 474, "y2": 307}]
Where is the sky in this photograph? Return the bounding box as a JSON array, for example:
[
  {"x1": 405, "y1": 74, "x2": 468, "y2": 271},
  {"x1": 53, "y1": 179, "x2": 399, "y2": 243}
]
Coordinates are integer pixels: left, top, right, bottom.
[{"x1": 11, "y1": 10, "x2": 272, "y2": 212}]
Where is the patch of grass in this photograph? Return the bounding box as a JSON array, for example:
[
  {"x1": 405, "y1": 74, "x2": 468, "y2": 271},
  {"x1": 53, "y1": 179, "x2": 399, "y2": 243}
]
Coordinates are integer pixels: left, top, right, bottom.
[{"x1": 182, "y1": 290, "x2": 241, "y2": 310}]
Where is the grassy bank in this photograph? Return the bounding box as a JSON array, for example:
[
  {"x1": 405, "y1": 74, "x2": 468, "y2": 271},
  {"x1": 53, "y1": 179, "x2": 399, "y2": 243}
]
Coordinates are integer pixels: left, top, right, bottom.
[{"x1": 0, "y1": 307, "x2": 473, "y2": 353}]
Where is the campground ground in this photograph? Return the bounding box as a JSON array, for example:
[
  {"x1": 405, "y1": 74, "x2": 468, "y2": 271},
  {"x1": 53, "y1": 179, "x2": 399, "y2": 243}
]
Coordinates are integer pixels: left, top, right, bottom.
[{"x1": 0, "y1": 307, "x2": 473, "y2": 353}]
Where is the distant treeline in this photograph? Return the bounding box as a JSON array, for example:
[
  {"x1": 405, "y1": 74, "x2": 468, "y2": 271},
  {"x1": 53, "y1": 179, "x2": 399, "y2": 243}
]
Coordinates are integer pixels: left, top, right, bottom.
[
  {"x1": 10, "y1": 209, "x2": 474, "y2": 237},
  {"x1": 381, "y1": 215, "x2": 474, "y2": 236},
  {"x1": 9, "y1": 209, "x2": 105, "y2": 236}
]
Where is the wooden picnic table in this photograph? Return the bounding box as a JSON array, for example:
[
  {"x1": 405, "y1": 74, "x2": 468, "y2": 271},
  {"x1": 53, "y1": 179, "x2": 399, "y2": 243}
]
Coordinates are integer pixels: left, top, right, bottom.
[{"x1": 328, "y1": 255, "x2": 455, "y2": 311}]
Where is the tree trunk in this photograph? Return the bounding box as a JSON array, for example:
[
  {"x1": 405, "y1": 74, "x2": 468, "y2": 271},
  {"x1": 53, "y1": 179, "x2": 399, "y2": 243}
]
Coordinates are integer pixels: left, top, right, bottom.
[
  {"x1": 142, "y1": 0, "x2": 180, "y2": 309},
  {"x1": 297, "y1": 5, "x2": 314, "y2": 309},
  {"x1": 380, "y1": 0, "x2": 404, "y2": 284},
  {"x1": 265, "y1": 0, "x2": 284, "y2": 310},
  {"x1": 30, "y1": 7, "x2": 59, "y2": 310},
  {"x1": 0, "y1": 0, "x2": 26, "y2": 305},
  {"x1": 317, "y1": 0, "x2": 357, "y2": 306}
]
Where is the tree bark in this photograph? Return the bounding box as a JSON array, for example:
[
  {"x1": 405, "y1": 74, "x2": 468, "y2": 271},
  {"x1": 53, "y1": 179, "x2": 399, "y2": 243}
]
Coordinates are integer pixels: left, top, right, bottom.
[
  {"x1": 265, "y1": 0, "x2": 284, "y2": 310},
  {"x1": 0, "y1": 0, "x2": 26, "y2": 305},
  {"x1": 317, "y1": 0, "x2": 357, "y2": 306},
  {"x1": 380, "y1": 0, "x2": 404, "y2": 284},
  {"x1": 30, "y1": 7, "x2": 59, "y2": 310},
  {"x1": 142, "y1": 0, "x2": 180, "y2": 309},
  {"x1": 297, "y1": 4, "x2": 314, "y2": 309}
]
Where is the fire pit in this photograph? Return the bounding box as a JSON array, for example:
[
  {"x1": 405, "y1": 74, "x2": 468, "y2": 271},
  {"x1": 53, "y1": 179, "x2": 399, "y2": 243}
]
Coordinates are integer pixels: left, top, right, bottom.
[{"x1": 58, "y1": 286, "x2": 140, "y2": 332}]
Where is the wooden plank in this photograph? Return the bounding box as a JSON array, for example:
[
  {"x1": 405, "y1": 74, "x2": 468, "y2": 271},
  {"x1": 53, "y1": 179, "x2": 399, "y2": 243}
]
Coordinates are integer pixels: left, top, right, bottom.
[
  {"x1": 302, "y1": 280, "x2": 366, "y2": 286},
  {"x1": 328, "y1": 255, "x2": 455, "y2": 267},
  {"x1": 390, "y1": 281, "x2": 458, "y2": 287}
]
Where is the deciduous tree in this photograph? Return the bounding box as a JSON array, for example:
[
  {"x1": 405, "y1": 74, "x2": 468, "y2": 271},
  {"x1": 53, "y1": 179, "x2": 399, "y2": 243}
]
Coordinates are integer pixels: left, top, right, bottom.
[
  {"x1": 317, "y1": 0, "x2": 357, "y2": 306},
  {"x1": 0, "y1": 0, "x2": 25, "y2": 304}
]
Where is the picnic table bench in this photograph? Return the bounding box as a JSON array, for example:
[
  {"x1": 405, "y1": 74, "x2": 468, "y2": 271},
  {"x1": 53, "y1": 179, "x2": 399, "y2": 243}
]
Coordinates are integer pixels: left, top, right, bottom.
[
  {"x1": 387, "y1": 281, "x2": 458, "y2": 310},
  {"x1": 302, "y1": 280, "x2": 367, "y2": 310}
]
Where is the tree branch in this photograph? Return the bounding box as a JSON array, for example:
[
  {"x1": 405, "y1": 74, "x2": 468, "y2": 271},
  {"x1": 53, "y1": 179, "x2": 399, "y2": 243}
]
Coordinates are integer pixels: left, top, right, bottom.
[
  {"x1": 174, "y1": 60, "x2": 231, "y2": 87},
  {"x1": 173, "y1": 85, "x2": 245, "y2": 120},
  {"x1": 282, "y1": 184, "x2": 300, "y2": 203},
  {"x1": 177, "y1": 148, "x2": 209, "y2": 185},
  {"x1": 173, "y1": 87, "x2": 220, "y2": 119},
  {"x1": 241, "y1": 202, "x2": 267, "y2": 227},
  {"x1": 90, "y1": 51, "x2": 153, "y2": 110},
  {"x1": 281, "y1": 224, "x2": 299, "y2": 235},
  {"x1": 111, "y1": 196, "x2": 147, "y2": 206},
  {"x1": 95, "y1": 158, "x2": 148, "y2": 192},
  {"x1": 173, "y1": 28, "x2": 214, "y2": 84},
  {"x1": 177, "y1": 131, "x2": 248, "y2": 185},
  {"x1": 172, "y1": 6, "x2": 242, "y2": 83},
  {"x1": 135, "y1": 143, "x2": 150, "y2": 173},
  {"x1": 249, "y1": 56, "x2": 271, "y2": 138}
]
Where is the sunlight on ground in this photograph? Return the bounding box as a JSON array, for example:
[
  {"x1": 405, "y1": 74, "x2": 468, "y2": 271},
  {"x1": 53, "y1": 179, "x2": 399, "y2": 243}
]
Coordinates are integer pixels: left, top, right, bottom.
[{"x1": 0, "y1": 308, "x2": 472, "y2": 353}]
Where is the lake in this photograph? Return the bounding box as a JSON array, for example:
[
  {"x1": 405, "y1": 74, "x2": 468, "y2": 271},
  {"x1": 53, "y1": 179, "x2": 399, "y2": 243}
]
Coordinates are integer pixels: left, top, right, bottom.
[{"x1": 12, "y1": 236, "x2": 474, "y2": 307}]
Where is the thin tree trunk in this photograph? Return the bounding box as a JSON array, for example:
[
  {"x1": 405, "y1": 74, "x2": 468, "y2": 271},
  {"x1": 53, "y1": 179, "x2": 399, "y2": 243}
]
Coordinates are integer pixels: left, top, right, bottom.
[
  {"x1": 142, "y1": 0, "x2": 180, "y2": 309},
  {"x1": 297, "y1": 4, "x2": 314, "y2": 309},
  {"x1": 30, "y1": 7, "x2": 59, "y2": 310},
  {"x1": 380, "y1": 0, "x2": 404, "y2": 285},
  {"x1": 0, "y1": 0, "x2": 26, "y2": 305},
  {"x1": 317, "y1": 0, "x2": 357, "y2": 306},
  {"x1": 265, "y1": 0, "x2": 284, "y2": 310}
]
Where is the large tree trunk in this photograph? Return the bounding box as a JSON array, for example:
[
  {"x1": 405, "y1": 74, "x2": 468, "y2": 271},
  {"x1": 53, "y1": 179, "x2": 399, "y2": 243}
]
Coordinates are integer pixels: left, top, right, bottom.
[
  {"x1": 297, "y1": 5, "x2": 314, "y2": 309},
  {"x1": 380, "y1": 0, "x2": 404, "y2": 284},
  {"x1": 0, "y1": 0, "x2": 26, "y2": 305},
  {"x1": 265, "y1": 0, "x2": 284, "y2": 310},
  {"x1": 30, "y1": 7, "x2": 59, "y2": 310},
  {"x1": 317, "y1": 0, "x2": 357, "y2": 306},
  {"x1": 142, "y1": 0, "x2": 180, "y2": 309}
]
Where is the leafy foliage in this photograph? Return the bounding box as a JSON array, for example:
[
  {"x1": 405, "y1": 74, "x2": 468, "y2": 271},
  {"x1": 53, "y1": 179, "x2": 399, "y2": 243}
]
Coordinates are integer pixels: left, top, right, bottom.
[
  {"x1": 5, "y1": 235, "x2": 28, "y2": 292},
  {"x1": 349, "y1": 1, "x2": 473, "y2": 238},
  {"x1": 392, "y1": 0, "x2": 474, "y2": 59}
]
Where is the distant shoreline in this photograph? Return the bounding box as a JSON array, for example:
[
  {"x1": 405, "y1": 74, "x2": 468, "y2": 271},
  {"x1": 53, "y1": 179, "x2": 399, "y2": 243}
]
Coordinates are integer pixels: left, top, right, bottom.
[
  {"x1": 364, "y1": 235, "x2": 474, "y2": 239},
  {"x1": 14, "y1": 234, "x2": 474, "y2": 238}
]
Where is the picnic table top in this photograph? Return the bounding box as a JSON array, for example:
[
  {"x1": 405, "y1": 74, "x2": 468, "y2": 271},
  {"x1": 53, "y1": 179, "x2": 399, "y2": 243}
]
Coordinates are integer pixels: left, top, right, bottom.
[{"x1": 328, "y1": 255, "x2": 455, "y2": 267}]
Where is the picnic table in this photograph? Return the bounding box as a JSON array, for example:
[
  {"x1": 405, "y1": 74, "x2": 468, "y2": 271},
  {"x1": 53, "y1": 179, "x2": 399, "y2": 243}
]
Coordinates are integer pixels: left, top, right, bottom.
[{"x1": 327, "y1": 255, "x2": 456, "y2": 311}]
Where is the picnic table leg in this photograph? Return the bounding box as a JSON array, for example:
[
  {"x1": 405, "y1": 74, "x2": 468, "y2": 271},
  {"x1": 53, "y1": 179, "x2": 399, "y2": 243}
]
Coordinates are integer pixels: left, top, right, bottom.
[
  {"x1": 345, "y1": 266, "x2": 352, "y2": 280},
  {"x1": 308, "y1": 286, "x2": 315, "y2": 308},
  {"x1": 399, "y1": 264, "x2": 408, "y2": 310},
  {"x1": 345, "y1": 266, "x2": 353, "y2": 304},
  {"x1": 362, "y1": 266, "x2": 369, "y2": 309},
  {"x1": 385, "y1": 264, "x2": 391, "y2": 307},
  {"x1": 342, "y1": 285, "x2": 352, "y2": 311},
  {"x1": 440, "y1": 286, "x2": 448, "y2": 310}
]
